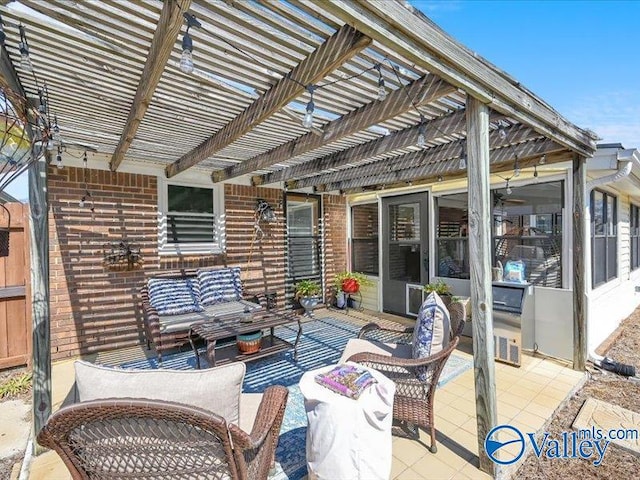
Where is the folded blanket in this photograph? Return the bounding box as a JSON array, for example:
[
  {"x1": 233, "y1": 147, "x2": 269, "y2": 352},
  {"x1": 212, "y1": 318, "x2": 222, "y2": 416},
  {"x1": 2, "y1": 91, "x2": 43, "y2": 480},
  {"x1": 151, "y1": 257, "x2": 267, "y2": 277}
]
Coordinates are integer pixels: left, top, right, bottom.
[{"x1": 315, "y1": 364, "x2": 377, "y2": 400}]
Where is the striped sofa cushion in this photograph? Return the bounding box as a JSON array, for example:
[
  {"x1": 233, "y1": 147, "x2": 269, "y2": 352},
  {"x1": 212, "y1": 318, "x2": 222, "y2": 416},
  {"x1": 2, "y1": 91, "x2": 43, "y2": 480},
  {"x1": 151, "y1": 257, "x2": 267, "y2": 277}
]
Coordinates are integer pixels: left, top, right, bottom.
[
  {"x1": 148, "y1": 277, "x2": 203, "y2": 316},
  {"x1": 198, "y1": 267, "x2": 243, "y2": 306}
]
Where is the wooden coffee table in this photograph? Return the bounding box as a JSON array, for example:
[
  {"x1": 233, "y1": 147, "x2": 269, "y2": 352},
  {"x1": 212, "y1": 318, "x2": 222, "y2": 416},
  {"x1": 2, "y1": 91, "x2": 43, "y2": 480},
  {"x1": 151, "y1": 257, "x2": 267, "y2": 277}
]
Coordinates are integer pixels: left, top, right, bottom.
[{"x1": 188, "y1": 308, "x2": 302, "y2": 369}]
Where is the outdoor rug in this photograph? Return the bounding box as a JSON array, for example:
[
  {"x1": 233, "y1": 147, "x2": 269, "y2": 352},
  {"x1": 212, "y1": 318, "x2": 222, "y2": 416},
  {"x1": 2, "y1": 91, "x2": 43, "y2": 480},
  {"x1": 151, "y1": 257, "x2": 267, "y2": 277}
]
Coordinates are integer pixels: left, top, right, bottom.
[{"x1": 120, "y1": 316, "x2": 473, "y2": 480}]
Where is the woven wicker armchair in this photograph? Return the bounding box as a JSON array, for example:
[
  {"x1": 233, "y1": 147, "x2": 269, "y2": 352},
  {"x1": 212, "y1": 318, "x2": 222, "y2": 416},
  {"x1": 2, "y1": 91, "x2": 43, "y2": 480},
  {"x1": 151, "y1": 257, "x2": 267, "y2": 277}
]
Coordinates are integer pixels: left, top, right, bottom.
[
  {"x1": 344, "y1": 301, "x2": 466, "y2": 453},
  {"x1": 37, "y1": 385, "x2": 288, "y2": 480}
]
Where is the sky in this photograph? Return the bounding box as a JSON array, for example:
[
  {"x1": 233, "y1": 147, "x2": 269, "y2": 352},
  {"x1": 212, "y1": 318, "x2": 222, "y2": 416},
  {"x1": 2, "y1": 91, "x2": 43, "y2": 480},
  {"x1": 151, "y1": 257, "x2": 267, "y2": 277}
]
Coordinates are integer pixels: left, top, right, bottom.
[{"x1": 412, "y1": 0, "x2": 640, "y2": 149}]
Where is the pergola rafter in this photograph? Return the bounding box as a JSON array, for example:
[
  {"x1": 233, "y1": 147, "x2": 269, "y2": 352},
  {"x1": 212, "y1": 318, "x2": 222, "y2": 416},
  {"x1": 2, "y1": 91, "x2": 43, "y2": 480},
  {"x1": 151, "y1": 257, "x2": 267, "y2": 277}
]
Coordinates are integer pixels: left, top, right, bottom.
[
  {"x1": 253, "y1": 109, "x2": 471, "y2": 186},
  {"x1": 166, "y1": 24, "x2": 372, "y2": 178},
  {"x1": 296, "y1": 123, "x2": 539, "y2": 189},
  {"x1": 213, "y1": 74, "x2": 456, "y2": 182},
  {"x1": 317, "y1": 137, "x2": 565, "y2": 193},
  {"x1": 109, "y1": 0, "x2": 192, "y2": 171}
]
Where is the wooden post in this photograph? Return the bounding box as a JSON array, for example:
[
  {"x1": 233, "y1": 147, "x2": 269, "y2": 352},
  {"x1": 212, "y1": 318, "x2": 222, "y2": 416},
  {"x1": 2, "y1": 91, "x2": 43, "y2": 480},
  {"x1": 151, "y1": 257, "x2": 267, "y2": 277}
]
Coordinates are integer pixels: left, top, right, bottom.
[
  {"x1": 466, "y1": 96, "x2": 498, "y2": 476},
  {"x1": 29, "y1": 148, "x2": 51, "y2": 454},
  {"x1": 573, "y1": 155, "x2": 587, "y2": 370}
]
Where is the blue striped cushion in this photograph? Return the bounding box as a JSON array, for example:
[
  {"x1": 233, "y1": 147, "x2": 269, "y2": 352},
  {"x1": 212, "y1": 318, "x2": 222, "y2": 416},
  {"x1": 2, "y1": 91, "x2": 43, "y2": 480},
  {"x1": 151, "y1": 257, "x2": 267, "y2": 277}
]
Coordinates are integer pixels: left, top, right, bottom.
[
  {"x1": 148, "y1": 278, "x2": 203, "y2": 315},
  {"x1": 198, "y1": 267, "x2": 243, "y2": 306}
]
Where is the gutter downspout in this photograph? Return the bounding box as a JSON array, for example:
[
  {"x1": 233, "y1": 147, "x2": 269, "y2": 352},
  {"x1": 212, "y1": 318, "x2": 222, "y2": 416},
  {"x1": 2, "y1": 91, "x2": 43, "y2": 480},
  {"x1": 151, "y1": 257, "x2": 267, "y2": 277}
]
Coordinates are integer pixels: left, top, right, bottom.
[{"x1": 585, "y1": 148, "x2": 640, "y2": 365}]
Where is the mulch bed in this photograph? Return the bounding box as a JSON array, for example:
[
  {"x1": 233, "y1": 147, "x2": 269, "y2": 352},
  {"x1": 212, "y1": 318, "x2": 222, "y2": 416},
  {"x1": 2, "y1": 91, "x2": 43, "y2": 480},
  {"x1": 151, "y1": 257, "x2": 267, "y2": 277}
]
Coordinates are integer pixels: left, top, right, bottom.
[{"x1": 515, "y1": 309, "x2": 640, "y2": 479}]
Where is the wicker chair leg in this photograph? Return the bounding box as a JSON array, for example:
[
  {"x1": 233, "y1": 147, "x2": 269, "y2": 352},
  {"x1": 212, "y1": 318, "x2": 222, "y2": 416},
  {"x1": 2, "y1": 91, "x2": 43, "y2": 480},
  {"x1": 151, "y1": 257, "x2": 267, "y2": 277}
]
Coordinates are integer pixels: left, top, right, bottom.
[{"x1": 429, "y1": 425, "x2": 437, "y2": 453}]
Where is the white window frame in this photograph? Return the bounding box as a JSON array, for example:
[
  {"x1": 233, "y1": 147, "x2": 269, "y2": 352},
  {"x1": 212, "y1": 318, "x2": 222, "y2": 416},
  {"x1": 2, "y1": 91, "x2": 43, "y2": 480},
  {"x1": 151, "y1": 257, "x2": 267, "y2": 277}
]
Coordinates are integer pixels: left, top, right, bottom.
[{"x1": 157, "y1": 176, "x2": 225, "y2": 255}]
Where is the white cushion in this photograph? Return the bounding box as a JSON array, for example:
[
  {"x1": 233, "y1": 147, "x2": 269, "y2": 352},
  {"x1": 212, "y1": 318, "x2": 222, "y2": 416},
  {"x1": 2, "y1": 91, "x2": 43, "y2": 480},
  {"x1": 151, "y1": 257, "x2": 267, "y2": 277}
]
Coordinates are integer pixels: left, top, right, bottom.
[
  {"x1": 74, "y1": 360, "x2": 245, "y2": 425},
  {"x1": 239, "y1": 393, "x2": 263, "y2": 433},
  {"x1": 159, "y1": 299, "x2": 262, "y2": 333},
  {"x1": 412, "y1": 292, "x2": 451, "y2": 360},
  {"x1": 339, "y1": 338, "x2": 412, "y2": 364}
]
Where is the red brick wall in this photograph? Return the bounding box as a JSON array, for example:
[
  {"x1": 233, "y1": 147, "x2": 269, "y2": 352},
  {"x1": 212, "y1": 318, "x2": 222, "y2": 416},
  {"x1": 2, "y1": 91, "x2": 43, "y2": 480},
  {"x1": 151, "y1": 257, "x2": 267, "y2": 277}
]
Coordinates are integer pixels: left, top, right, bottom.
[
  {"x1": 48, "y1": 166, "x2": 286, "y2": 360},
  {"x1": 322, "y1": 194, "x2": 348, "y2": 295}
]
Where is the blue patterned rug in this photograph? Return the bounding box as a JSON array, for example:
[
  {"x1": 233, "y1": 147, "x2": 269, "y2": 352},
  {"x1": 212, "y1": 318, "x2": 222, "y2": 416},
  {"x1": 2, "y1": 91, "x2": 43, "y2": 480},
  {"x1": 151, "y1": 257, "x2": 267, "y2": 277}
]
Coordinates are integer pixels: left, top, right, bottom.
[{"x1": 121, "y1": 316, "x2": 472, "y2": 480}]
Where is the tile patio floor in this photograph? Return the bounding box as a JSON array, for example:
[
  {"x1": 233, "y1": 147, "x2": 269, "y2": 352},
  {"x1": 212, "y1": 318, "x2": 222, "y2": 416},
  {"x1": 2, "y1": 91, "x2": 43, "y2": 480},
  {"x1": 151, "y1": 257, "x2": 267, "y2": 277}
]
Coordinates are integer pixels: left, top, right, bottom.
[{"x1": 27, "y1": 309, "x2": 585, "y2": 480}]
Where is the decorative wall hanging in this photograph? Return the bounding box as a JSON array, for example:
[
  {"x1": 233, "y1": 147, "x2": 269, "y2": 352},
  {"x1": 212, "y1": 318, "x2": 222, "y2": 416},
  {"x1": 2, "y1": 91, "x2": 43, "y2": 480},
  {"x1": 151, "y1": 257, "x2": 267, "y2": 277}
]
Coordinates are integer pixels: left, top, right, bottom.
[{"x1": 103, "y1": 241, "x2": 143, "y2": 271}]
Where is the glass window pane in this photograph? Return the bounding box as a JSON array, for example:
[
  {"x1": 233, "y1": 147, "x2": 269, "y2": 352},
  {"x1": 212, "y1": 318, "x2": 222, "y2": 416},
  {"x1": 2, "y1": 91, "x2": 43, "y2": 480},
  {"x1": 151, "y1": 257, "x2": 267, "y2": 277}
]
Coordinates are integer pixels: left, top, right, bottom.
[
  {"x1": 437, "y1": 239, "x2": 468, "y2": 278},
  {"x1": 607, "y1": 195, "x2": 615, "y2": 235},
  {"x1": 389, "y1": 203, "x2": 420, "y2": 241},
  {"x1": 168, "y1": 185, "x2": 214, "y2": 214},
  {"x1": 287, "y1": 203, "x2": 314, "y2": 235},
  {"x1": 593, "y1": 238, "x2": 606, "y2": 285},
  {"x1": 593, "y1": 191, "x2": 604, "y2": 235},
  {"x1": 351, "y1": 204, "x2": 379, "y2": 275},
  {"x1": 436, "y1": 193, "x2": 469, "y2": 279},
  {"x1": 608, "y1": 237, "x2": 617, "y2": 279},
  {"x1": 167, "y1": 215, "x2": 215, "y2": 243},
  {"x1": 388, "y1": 244, "x2": 421, "y2": 282}
]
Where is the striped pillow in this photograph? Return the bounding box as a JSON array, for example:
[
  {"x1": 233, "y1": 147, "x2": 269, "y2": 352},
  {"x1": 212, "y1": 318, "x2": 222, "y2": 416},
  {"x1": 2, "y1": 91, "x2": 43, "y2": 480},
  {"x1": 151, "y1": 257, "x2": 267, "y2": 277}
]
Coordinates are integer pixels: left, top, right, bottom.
[
  {"x1": 148, "y1": 278, "x2": 203, "y2": 316},
  {"x1": 198, "y1": 267, "x2": 243, "y2": 306}
]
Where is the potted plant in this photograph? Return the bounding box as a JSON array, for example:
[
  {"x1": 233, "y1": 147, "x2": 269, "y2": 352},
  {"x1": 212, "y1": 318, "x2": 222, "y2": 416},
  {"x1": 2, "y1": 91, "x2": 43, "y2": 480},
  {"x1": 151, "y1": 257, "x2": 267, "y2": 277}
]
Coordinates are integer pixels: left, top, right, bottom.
[
  {"x1": 423, "y1": 279, "x2": 453, "y2": 305},
  {"x1": 334, "y1": 272, "x2": 372, "y2": 309},
  {"x1": 295, "y1": 279, "x2": 322, "y2": 316}
]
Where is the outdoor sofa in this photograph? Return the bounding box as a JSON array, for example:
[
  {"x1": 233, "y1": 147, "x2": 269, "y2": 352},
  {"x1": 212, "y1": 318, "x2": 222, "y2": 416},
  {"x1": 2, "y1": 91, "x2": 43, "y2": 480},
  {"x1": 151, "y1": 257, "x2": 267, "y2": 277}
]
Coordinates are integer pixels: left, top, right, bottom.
[{"x1": 141, "y1": 267, "x2": 267, "y2": 362}]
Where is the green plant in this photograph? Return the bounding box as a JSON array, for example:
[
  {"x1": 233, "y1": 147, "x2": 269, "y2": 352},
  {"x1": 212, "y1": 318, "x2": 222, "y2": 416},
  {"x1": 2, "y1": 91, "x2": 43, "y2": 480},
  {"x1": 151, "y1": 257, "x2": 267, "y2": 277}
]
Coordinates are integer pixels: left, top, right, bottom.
[
  {"x1": 334, "y1": 271, "x2": 373, "y2": 293},
  {"x1": 294, "y1": 279, "x2": 322, "y2": 298},
  {"x1": 423, "y1": 279, "x2": 452, "y2": 296},
  {"x1": 0, "y1": 371, "x2": 32, "y2": 399}
]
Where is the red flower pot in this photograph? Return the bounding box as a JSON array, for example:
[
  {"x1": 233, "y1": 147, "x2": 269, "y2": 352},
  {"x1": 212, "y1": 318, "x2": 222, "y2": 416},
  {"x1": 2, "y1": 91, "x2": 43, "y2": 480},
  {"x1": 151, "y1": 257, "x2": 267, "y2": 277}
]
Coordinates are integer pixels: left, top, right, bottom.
[{"x1": 341, "y1": 278, "x2": 359, "y2": 294}]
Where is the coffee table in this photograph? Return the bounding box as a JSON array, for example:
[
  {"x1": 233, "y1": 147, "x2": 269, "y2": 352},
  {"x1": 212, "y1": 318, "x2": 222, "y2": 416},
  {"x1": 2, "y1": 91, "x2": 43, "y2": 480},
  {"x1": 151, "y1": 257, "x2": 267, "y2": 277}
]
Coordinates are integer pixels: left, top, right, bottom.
[{"x1": 188, "y1": 308, "x2": 302, "y2": 369}]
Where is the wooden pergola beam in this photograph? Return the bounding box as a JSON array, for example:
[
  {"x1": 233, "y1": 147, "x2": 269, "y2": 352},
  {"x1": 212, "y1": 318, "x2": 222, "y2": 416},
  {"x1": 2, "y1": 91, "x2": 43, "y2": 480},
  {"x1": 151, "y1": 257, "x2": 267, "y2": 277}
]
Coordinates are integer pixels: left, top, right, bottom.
[
  {"x1": 317, "y1": 137, "x2": 562, "y2": 192},
  {"x1": 304, "y1": 123, "x2": 537, "y2": 189},
  {"x1": 165, "y1": 24, "x2": 372, "y2": 178},
  {"x1": 109, "y1": 0, "x2": 192, "y2": 171},
  {"x1": 320, "y1": 0, "x2": 597, "y2": 158},
  {"x1": 212, "y1": 74, "x2": 456, "y2": 182},
  {"x1": 253, "y1": 109, "x2": 468, "y2": 186}
]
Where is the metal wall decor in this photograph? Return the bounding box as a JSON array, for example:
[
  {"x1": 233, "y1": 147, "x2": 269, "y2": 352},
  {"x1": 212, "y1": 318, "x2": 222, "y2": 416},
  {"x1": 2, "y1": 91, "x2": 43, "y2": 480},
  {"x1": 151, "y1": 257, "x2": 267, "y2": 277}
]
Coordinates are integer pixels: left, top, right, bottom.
[{"x1": 103, "y1": 240, "x2": 143, "y2": 271}]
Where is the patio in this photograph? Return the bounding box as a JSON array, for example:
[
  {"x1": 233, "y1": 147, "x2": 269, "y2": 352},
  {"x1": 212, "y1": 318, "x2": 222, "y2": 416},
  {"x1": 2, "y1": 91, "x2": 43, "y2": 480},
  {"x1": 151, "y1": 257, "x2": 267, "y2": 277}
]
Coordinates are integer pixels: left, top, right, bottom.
[{"x1": 24, "y1": 308, "x2": 585, "y2": 480}]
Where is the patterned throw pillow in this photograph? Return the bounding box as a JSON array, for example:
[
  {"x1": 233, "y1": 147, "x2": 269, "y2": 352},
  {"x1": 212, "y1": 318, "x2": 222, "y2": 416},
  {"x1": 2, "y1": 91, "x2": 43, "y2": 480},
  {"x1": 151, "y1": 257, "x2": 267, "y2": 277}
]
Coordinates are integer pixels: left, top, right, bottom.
[
  {"x1": 412, "y1": 292, "x2": 452, "y2": 368},
  {"x1": 148, "y1": 277, "x2": 203, "y2": 316},
  {"x1": 198, "y1": 267, "x2": 243, "y2": 306}
]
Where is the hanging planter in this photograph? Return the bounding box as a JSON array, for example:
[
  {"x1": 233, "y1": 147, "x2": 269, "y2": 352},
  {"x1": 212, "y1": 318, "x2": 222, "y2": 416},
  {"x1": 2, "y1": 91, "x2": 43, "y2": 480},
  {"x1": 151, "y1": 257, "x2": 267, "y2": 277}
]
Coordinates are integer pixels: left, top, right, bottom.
[{"x1": 0, "y1": 204, "x2": 10, "y2": 257}]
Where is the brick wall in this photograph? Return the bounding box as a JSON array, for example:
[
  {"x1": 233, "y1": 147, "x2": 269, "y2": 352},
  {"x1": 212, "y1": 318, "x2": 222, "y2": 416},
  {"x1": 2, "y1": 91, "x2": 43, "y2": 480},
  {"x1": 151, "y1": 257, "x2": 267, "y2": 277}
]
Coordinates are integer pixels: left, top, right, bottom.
[
  {"x1": 322, "y1": 194, "x2": 348, "y2": 296},
  {"x1": 48, "y1": 166, "x2": 286, "y2": 360}
]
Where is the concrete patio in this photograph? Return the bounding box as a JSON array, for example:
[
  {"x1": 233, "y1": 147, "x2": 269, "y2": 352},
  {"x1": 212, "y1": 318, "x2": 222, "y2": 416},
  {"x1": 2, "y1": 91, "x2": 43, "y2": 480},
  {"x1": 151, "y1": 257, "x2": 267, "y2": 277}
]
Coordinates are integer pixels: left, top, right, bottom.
[{"x1": 19, "y1": 308, "x2": 585, "y2": 480}]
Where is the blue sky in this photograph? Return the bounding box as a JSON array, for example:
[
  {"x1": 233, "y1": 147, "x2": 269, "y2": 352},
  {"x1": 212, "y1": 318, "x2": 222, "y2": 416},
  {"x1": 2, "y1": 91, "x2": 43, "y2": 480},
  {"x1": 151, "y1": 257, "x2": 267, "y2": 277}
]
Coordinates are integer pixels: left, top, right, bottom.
[{"x1": 412, "y1": 0, "x2": 640, "y2": 149}]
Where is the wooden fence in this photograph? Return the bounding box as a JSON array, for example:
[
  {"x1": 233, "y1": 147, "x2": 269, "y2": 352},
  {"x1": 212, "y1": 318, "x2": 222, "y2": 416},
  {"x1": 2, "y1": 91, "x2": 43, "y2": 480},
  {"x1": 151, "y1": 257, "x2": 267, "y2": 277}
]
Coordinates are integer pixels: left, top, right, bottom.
[{"x1": 0, "y1": 203, "x2": 31, "y2": 369}]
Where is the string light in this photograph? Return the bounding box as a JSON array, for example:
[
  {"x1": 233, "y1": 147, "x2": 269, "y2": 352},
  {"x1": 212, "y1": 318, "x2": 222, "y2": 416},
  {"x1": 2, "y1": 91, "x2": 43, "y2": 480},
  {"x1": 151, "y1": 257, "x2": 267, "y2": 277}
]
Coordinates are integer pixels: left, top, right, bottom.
[
  {"x1": 52, "y1": 114, "x2": 60, "y2": 143},
  {"x1": 437, "y1": 175, "x2": 443, "y2": 182},
  {"x1": 513, "y1": 155, "x2": 521, "y2": 177},
  {"x1": 459, "y1": 144, "x2": 467, "y2": 170},
  {"x1": 56, "y1": 147, "x2": 63, "y2": 169},
  {"x1": 506, "y1": 180, "x2": 512, "y2": 195},
  {"x1": 533, "y1": 165, "x2": 538, "y2": 178},
  {"x1": 374, "y1": 63, "x2": 386, "y2": 101},
  {"x1": 18, "y1": 24, "x2": 32, "y2": 72},
  {"x1": 302, "y1": 85, "x2": 316, "y2": 128},
  {"x1": 180, "y1": 13, "x2": 201, "y2": 74},
  {"x1": 416, "y1": 114, "x2": 426, "y2": 148},
  {"x1": 539, "y1": 154, "x2": 547, "y2": 165},
  {"x1": 498, "y1": 121, "x2": 507, "y2": 140}
]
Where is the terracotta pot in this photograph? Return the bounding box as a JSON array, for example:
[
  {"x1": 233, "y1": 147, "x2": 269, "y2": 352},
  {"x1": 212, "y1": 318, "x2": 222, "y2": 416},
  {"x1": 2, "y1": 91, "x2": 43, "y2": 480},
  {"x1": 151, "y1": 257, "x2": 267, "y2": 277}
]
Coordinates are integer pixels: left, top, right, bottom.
[{"x1": 341, "y1": 278, "x2": 359, "y2": 294}]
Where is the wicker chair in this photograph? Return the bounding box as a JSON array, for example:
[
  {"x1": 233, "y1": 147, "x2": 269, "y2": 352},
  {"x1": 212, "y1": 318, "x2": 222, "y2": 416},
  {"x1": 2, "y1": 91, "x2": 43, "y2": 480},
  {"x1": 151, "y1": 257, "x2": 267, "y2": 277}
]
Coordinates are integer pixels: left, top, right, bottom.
[
  {"x1": 344, "y1": 301, "x2": 466, "y2": 453},
  {"x1": 37, "y1": 385, "x2": 288, "y2": 480}
]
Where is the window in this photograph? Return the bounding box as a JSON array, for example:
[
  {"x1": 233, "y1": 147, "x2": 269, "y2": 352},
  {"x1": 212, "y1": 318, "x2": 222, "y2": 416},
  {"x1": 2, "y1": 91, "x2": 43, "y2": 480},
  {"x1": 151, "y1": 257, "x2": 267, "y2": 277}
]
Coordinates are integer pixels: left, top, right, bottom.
[
  {"x1": 351, "y1": 203, "x2": 379, "y2": 275},
  {"x1": 159, "y1": 181, "x2": 223, "y2": 254},
  {"x1": 493, "y1": 181, "x2": 564, "y2": 287},
  {"x1": 436, "y1": 193, "x2": 469, "y2": 279},
  {"x1": 591, "y1": 190, "x2": 617, "y2": 287},
  {"x1": 631, "y1": 204, "x2": 640, "y2": 271}
]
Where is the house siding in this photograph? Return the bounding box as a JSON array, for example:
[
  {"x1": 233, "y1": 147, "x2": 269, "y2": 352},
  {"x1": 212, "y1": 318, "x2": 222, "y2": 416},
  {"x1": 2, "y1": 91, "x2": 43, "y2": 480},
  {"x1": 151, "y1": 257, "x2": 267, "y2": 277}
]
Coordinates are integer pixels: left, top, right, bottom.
[{"x1": 47, "y1": 166, "x2": 315, "y2": 360}]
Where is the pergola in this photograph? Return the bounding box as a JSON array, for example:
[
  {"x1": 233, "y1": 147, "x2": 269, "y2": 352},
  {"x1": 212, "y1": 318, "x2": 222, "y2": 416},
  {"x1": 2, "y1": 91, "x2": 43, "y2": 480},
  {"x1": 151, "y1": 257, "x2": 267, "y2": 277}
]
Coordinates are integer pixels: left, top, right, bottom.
[{"x1": 0, "y1": 0, "x2": 597, "y2": 472}]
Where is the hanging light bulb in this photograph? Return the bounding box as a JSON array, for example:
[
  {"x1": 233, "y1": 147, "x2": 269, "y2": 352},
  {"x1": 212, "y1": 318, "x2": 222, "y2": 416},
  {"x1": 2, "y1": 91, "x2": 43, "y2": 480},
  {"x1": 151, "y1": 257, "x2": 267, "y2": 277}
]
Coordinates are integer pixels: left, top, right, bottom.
[
  {"x1": 82, "y1": 151, "x2": 88, "y2": 167},
  {"x1": 79, "y1": 196, "x2": 86, "y2": 208},
  {"x1": 506, "y1": 181, "x2": 512, "y2": 195},
  {"x1": 498, "y1": 122, "x2": 507, "y2": 140},
  {"x1": 437, "y1": 175, "x2": 443, "y2": 182},
  {"x1": 374, "y1": 63, "x2": 386, "y2": 101},
  {"x1": 56, "y1": 148, "x2": 63, "y2": 170},
  {"x1": 539, "y1": 154, "x2": 547, "y2": 165},
  {"x1": 18, "y1": 25, "x2": 32, "y2": 72},
  {"x1": 302, "y1": 85, "x2": 316, "y2": 128},
  {"x1": 534, "y1": 165, "x2": 539, "y2": 178},
  {"x1": 46, "y1": 139, "x2": 55, "y2": 151},
  {"x1": 416, "y1": 114, "x2": 426, "y2": 148},
  {"x1": 180, "y1": 30, "x2": 194, "y2": 73},
  {"x1": 52, "y1": 115, "x2": 61, "y2": 143},
  {"x1": 459, "y1": 144, "x2": 467, "y2": 170},
  {"x1": 513, "y1": 156, "x2": 521, "y2": 177}
]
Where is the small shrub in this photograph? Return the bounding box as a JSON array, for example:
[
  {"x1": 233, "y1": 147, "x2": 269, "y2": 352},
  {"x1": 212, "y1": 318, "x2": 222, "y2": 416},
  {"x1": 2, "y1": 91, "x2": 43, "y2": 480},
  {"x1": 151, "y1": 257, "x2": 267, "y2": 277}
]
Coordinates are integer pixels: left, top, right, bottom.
[{"x1": 0, "y1": 371, "x2": 32, "y2": 399}]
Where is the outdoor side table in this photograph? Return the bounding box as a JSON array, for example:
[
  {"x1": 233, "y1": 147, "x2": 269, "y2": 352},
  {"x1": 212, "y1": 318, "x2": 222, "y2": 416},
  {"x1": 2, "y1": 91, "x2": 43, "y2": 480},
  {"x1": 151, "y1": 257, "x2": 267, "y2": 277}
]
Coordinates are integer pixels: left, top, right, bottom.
[{"x1": 299, "y1": 362, "x2": 395, "y2": 480}]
